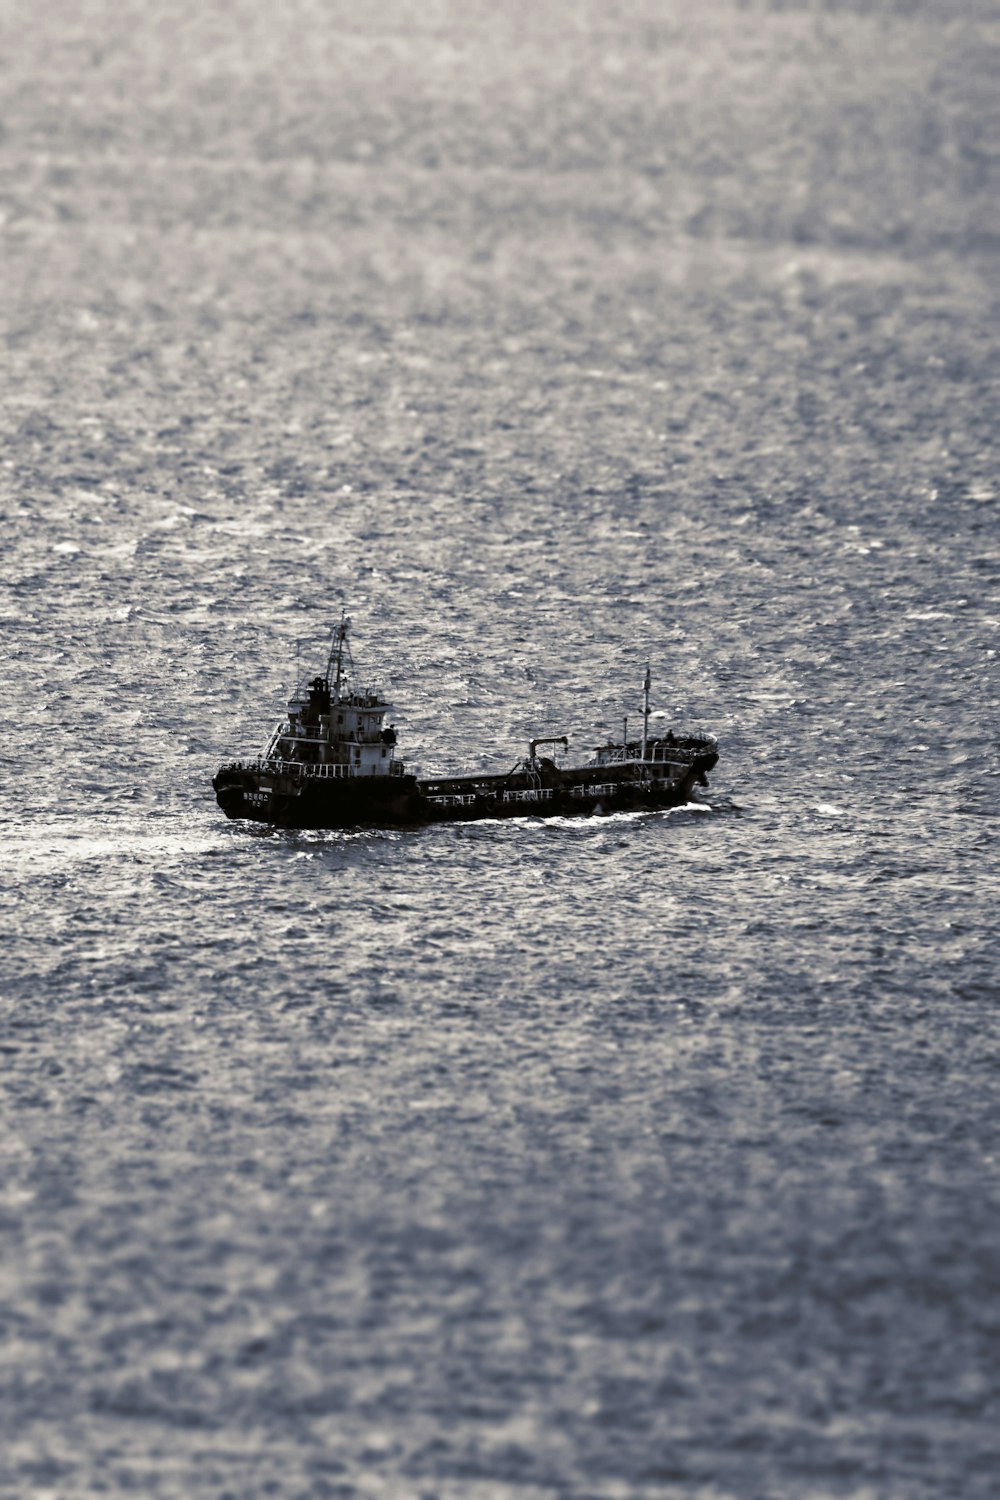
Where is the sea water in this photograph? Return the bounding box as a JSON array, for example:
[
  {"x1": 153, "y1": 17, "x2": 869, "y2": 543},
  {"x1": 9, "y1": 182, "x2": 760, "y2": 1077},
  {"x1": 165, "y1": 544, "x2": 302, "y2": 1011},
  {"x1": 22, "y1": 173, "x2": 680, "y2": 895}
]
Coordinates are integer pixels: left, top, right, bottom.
[{"x1": 2, "y1": 3, "x2": 998, "y2": 1496}]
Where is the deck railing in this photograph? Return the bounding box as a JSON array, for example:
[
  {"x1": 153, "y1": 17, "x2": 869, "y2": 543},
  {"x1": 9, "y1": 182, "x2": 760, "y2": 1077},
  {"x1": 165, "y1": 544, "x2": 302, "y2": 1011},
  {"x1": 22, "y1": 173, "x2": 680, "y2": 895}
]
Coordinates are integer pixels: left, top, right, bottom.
[{"x1": 222, "y1": 756, "x2": 408, "y2": 781}]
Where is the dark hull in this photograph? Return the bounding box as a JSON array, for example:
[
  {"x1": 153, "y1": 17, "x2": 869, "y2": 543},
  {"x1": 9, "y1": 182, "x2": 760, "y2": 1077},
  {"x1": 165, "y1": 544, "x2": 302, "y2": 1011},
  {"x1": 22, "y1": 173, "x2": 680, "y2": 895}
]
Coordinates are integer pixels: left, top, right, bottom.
[{"x1": 212, "y1": 752, "x2": 718, "y2": 830}]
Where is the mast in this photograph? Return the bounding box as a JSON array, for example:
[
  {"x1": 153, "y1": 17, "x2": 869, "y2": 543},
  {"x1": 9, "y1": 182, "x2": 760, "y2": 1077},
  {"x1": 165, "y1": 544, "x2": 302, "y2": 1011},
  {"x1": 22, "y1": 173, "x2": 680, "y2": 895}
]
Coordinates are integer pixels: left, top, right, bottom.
[
  {"x1": 641, "y1": 664, "x2": 651, "y2": 760},
  {"x1": 326, "y1": 611, "x2": 351, "y2": 699}
]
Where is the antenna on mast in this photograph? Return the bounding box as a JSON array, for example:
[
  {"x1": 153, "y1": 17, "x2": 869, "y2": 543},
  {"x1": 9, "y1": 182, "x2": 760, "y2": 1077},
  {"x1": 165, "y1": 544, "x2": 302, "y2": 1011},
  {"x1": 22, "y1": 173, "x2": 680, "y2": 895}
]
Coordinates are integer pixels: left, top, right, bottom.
[
  {"x1": 326, "y1": 610, "x2": 351, "y2": 698},
  {"x1": 641, "y1": 664, "x2": 651, "y2": 760}
]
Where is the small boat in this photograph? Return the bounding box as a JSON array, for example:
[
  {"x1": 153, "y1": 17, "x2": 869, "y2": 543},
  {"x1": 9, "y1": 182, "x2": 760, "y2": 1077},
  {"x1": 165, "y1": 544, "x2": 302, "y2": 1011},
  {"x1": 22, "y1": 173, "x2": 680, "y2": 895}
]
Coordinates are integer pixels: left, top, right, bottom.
[{"x1": 212, "y1": 616, "x2": 719, "y2": 829}]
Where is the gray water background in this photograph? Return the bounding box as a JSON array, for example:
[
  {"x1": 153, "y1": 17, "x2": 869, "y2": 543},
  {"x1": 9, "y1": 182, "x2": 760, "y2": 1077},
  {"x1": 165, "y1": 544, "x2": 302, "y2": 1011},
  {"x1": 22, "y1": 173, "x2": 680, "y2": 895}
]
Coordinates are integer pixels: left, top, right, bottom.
[{"x1": 2, "y1": 2, "x2": 998, "y2": 1495}]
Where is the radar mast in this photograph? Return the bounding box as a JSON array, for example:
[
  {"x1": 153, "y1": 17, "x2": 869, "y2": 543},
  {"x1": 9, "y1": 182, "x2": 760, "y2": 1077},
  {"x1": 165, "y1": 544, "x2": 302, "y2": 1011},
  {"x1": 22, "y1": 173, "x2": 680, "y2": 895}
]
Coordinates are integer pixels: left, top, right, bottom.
[{"x1": 325, "y1": 611, "x2": 353, "y2": 700}]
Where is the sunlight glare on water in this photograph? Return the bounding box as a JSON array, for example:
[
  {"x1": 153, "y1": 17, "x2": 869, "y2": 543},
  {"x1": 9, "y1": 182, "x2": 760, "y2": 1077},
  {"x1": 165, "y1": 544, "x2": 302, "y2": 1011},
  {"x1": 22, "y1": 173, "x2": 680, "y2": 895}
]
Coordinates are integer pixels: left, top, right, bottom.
[{"x1": 2, "y1": 2, "x2": 998, "y2": 1497}]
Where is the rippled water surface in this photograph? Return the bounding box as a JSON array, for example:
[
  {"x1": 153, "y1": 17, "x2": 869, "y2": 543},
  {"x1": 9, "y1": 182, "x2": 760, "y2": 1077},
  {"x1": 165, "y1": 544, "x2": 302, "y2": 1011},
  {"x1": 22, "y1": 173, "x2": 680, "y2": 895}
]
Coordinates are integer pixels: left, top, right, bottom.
[{"x1": 2, "y1": 3, "x2": 999, "y2": 1496}]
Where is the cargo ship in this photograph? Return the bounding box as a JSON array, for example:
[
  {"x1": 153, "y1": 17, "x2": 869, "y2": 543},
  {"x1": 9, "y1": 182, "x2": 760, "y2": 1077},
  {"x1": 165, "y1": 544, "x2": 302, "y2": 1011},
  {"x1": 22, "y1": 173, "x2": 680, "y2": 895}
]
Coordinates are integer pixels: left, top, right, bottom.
[{"x1": 212, "y1": 616, "x2": 719, "y2": 829}]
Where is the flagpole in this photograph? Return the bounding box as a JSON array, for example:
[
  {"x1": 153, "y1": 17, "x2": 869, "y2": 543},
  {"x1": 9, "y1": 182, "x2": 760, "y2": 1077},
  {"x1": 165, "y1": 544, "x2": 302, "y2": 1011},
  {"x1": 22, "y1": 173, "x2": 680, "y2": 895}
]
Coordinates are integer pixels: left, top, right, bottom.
[{"x1": 641, "y1": 664, "x2": 650, "y2": 760}]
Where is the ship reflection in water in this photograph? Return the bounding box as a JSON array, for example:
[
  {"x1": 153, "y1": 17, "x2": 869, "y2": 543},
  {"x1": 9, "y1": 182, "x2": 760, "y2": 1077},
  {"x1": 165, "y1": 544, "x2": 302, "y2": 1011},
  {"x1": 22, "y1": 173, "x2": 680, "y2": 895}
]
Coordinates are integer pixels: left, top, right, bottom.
[{"x1": 213, "y1": 615, "x2": 719, "y2": 829}]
